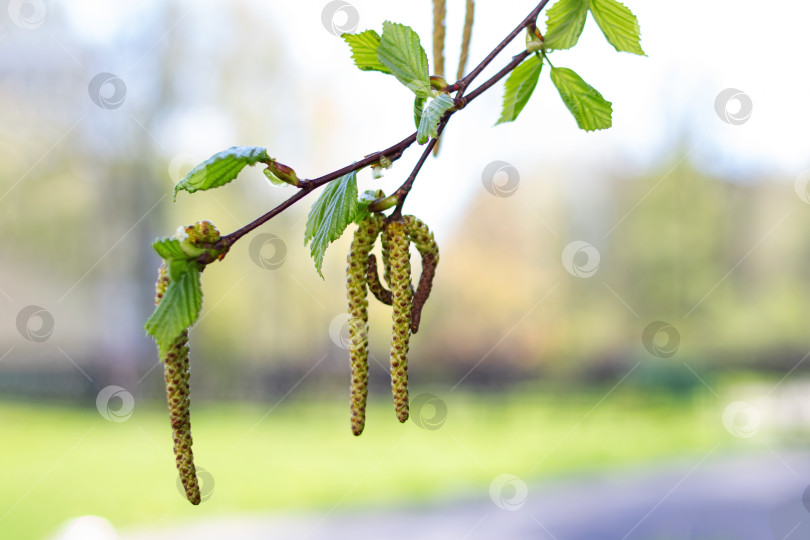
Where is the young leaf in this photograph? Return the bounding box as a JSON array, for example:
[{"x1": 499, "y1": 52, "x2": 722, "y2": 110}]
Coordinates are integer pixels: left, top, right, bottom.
[
  {"x1": 589, "y1": 0, "x2": 645, "y2": 55},
  {"x1": 544, "y1": 0, "x2": 589, "y2": 50},
  {"x1": 304, "y1": 171, "x2": 359, "y2": 277},
  {"x1": 145, "y1": 262, "x2": 203, "y2": 358},
  {"x1": 413, "y1": 95, "x2": 426, "y2": 129},
  {"x1": 417, "y1": 94, "x2": 454, "y2": 144},
  {"x1": 264, "y1": 168, "x2": 288, "y2": 186},
  {"x1": 550, "y1": 67, "x2": 612, "y2": 131},
  {"x1": 354, "y1": 190, "x2": 379, "y2": 225},
  {"x1": 377, "y1": 21, "x2": 432, "y2": 99},
  {"x1": 342, "y1": 30, "x2": 392, "y2": 74},
  {"x1": 174, "y1": 146, "x2": 269, "y2": 200},
  {"x1": 497, "y1": 54, "x2": 543, "y2": 125},
  {"x1": 153, "y1": 237, "x2": 188, "y2": 261}
]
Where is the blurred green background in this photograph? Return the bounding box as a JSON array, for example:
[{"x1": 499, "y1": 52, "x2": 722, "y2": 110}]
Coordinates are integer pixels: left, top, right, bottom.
[{"x1": 2, "y1": 0, "x2": 810, "y2": 538}]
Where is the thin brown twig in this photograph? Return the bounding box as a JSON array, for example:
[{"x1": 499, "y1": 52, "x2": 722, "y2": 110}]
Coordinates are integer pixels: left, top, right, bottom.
[
  {"x1": 202, "y1": 1, "x2": 550, "y2": 262},
  {"x1": 463, "y1": 51, "x2": 531, "y2": 104},
  {"x1": 451, "y1": 0, "x2": 550, "y2": 98},
  {"x1": 390, "y1": 135, "x2": 441, "y2": 220},
  {"x1": 220, "y1": 133, "x2": 418, "y2": 249}
]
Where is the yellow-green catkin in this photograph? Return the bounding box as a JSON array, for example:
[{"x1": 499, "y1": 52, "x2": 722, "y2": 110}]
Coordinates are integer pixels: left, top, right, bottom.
[
  {"x1": 381, "y1": 223, "x2": 392, "y2": 289},
  {"x1": 431, "y1": 0, "x2": 447, "y2": 157},
  {"x1": 403, "y1": 215, "x2": 440, "y2": 333},
  {"x1": 347, "y1": 214, "x2": 383, "y2": 435},
  {"x1": 155, "y1": 263, "x2": 201, "y2": 505},
  {"x1": 383, "y1": 220, "x2": 413, "y2": 423}
]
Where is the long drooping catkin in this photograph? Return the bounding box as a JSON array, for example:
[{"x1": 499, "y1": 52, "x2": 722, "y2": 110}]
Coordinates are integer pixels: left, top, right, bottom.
[
  {"x1": 432, "y1": 0, "x2": 446, "y2": 78},
  {"x1": 346, "y1": 214, "x2": 383, "y2": 435},
  {"x1": 410, "y1": 253, "x2": 436, "y2": 334},
  {"x1": 380, "y1": 224, "x2": 392, "y2": 289},
  {"x1": 404, "y1": 215, "x2": 440, "y2": 333},
  {"x1": 383, "y1": 220, "x2": 413, "y2": 423},
  {"x1": 155, "y1": 263, "x2": 201, "y2": 505},
  {"x1": 457, "y1": 0, "x2": 475, "y2": 82}
]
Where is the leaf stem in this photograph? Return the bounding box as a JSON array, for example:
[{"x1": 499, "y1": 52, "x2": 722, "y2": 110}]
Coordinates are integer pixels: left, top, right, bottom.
[{"x1": 541, "y1": 50, "x2": 554, "y2": 69}]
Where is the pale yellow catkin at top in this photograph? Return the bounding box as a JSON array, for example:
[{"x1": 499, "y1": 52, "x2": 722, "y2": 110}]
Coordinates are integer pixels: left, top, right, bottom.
[
  {"x1": 432, "y1": 0, "x2": 446, "y2": 78},
  {"x1": 457, "y1": 0, "x2": 475, "y2": 82}
]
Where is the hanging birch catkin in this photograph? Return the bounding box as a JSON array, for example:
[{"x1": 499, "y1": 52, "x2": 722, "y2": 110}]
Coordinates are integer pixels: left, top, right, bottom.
[
  {"x1": 154, "y1": 263, "x2": 201, "y2": 505},
  {"x1": 382, "y1": 219, "x2": 413, "y2": 422},
  {"x1": 346, "y1": 214, "x2": 383, "y2": 435}
]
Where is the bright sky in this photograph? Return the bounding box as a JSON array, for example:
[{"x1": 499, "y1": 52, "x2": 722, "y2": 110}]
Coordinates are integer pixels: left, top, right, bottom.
[{"x1": 61, "y1": 0, "x2": 810, "y2": 233}]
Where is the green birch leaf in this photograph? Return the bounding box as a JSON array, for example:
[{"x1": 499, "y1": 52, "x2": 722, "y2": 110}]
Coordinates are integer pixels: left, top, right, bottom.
[
  {"x1": 544, "y1": 0, "x2": 589, "y2": 50},
  {"x1": 497, "y1": 54, "x2": 543, "y2": 124},
  {"x1": 417, "y1": 94, "x2": 455, "y2": 144},
  {"x1": 174, "y1": 146, "x2": 269, "y2": 200},
  {"x1": 304, "y1": 171, "x2": 359, "y2": 277},
  {"x1": 377, "y1": 21, "x2": 432, "y2": 98},
  {"x1": 153, "y1": 237, "x2": 187, "y2": 261},
  {"x1": 589, "y1": 0, "x2": 645, "y2": 55},
  {"x1": 342, "y1": 30, "x2": 392, "y2": 73},
  {"x1": 144, "y1": 262, "x2": 203, "y2": 358},
  {"x1": 549, "y1": 66, "x2": 612, "y2": 131}
]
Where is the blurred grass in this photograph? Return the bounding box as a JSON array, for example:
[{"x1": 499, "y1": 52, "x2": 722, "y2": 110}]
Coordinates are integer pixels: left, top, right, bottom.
[{"x1": 0, "y1": 390, "x2": 721, "y2": 539}]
